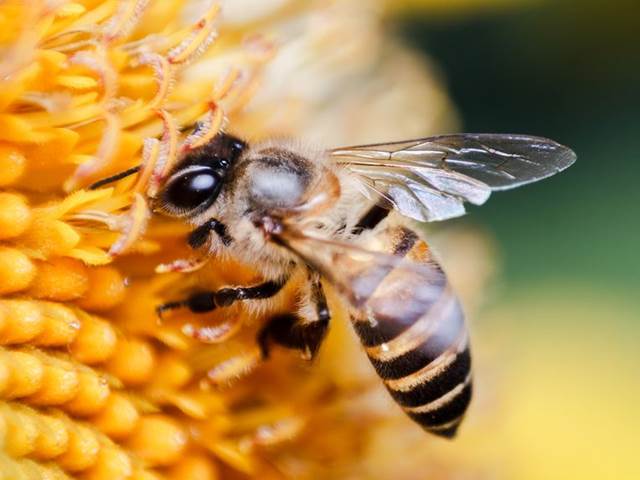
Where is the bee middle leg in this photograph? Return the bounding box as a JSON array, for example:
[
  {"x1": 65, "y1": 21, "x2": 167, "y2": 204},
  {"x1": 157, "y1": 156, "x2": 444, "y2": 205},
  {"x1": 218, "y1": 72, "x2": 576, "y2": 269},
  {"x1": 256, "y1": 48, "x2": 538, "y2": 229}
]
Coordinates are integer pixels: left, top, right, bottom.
[
  {"x1": 258, "y1": 274, "x2": 331, "y2": 360},
  {"x1": 156, "y1": 277, "x2": 289, "y2": 317}
]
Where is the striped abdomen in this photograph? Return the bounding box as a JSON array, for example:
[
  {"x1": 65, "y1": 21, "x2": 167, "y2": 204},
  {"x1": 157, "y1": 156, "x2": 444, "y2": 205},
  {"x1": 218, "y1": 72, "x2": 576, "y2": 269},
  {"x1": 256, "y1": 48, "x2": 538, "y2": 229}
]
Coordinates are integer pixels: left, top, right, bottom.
[{"x1": 351, "y1": 226, "x2": 472, "y2": 438}]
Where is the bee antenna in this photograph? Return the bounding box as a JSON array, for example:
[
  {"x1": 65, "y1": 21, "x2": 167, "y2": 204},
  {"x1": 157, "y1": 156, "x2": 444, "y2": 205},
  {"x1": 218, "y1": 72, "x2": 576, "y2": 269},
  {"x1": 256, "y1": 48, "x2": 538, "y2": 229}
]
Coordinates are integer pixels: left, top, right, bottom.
[{"x1": 88, "y1": 165, "x2": 142, "y2": 190}]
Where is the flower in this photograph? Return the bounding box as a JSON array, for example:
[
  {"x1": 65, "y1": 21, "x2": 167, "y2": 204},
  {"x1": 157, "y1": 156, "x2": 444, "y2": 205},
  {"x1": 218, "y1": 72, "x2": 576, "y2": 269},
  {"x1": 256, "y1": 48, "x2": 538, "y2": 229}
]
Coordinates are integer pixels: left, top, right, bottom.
[{"x1": 0, "y1": 1, "x2": 472, "y2": 479}]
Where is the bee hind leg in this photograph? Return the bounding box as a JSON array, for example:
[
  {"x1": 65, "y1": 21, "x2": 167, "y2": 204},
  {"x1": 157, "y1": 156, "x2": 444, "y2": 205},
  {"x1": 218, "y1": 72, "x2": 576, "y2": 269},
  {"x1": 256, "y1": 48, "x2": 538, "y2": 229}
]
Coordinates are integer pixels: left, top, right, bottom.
[
  {"x1": 257, "y1": 313, "x2": 331, "y2": 360},
  {"x1": 258, "y1": 276, "x2": 330, "y2": 360}
]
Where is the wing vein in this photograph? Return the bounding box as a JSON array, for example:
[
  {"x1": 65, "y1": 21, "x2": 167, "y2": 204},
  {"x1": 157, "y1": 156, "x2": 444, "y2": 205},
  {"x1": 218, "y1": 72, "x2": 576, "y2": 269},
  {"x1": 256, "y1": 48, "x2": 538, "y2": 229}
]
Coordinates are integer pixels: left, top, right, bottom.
[{"x1": 331, "y1": 133, "x2": 575, "y2": 223}]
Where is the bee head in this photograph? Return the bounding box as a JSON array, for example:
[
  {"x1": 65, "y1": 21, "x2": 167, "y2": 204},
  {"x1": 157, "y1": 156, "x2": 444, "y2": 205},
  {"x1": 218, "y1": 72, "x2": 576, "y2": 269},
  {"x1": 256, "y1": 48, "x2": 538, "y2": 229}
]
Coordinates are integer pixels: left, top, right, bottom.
[{"x1": 157, "y1": 133, "x2": 246, "y2": 218}]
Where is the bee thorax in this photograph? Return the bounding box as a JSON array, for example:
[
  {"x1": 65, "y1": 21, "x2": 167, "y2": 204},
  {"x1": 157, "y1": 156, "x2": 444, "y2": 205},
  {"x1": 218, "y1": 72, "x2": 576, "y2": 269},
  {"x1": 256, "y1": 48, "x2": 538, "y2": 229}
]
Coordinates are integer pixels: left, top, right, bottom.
[
  {"x1": 244, "y1": 149, "x2": 314, "y2": 210},
  {"x1": 249, "y1": 166, "x2": 308, "y2": 208}
]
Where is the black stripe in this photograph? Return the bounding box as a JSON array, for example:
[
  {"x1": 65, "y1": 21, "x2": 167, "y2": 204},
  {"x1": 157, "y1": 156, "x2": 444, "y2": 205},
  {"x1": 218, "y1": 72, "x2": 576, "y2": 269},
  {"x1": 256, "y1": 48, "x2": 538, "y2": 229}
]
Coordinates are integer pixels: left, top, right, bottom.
[
  {"x1": 351, "y1": 205, "x2": 390, "y2": 235},
  {"x1": 363, "y1": 277, "x2": 446, "y2": 341},
  {"x1": 353, "y1": 315, "x2": 410, "y2": 347},
  {"x1": 407, "y1": 382, "x2": 472, "y2": 427},
  {"x1": 351, "y1": 228, "x2": 422, "y2": 345},
  {"x1": 349, "y1": 227, "x2": 421, "y2": 319},
  {"x1": 368, "y1": 301, "x2": 465, "y2": 379},
  {"x1": 348, "y1": 264, "x2": 396, "y2": 308},
  {"x1": 371, "y1": 346, "x2": 434, "y2": 379},
  {"x1": 426, "y1": 423, "x2": 460, "y2": 439},
  {"x1": 387, "y1": 347, "x2": 471, "y2": 408}
]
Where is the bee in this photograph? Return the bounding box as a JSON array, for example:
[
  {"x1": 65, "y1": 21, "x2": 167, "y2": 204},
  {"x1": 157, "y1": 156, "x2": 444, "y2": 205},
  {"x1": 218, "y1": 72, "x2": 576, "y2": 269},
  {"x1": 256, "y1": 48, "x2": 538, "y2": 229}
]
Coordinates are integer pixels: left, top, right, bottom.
[{"x1": 92, "y1": 132, "x2": 575, "y2": 438}]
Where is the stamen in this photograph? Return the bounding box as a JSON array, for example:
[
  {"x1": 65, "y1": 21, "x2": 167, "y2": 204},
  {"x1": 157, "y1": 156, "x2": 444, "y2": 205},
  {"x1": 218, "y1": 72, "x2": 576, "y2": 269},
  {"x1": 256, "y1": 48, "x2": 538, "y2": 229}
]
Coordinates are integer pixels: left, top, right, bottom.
[
  {"x1": 51, "y1": 187, "x2": 115, "y2": 217},
  {"x1": 20, "y1": 92, "x2": 73, "y2": 113},
  {"x1": 102, "y1": 0, "x2": 150, "y2": 43},
  {"x1": 227, "y1": 74, "x2": 261, "y2": 113},
  {"x1": 69, "y1": 210, "x2": 122, "y2": 230},
  {"x1": 40, "y1": 27, "x2": 94, "y2": 50},
  {"x1": 121, "y1": 33, "x2": 166, "y2": 53},
  {"x1": 0, "y1": 4, "x2": 40, "y2": 79},
  {"x1": 52, "y1": 2, "x2": 86, "y2": 18},
  {"x1": 216, "y1": 36, "x2": 277, "y2": 113},
  {"x1": 134, "y1": 137, "x2": 160, "y2": 193},
  {"x1": 66, "y1": 112, "x2": 121, "y2": 191},
  {"x1": 48, "y1": 36, "x2": 97, "y2": 53},
  {"x1": 109, "y1": 193, "x2": 151, "y2": 256},
  {"x1": 152, "y1": 390, "x2": 208, "y2": 419},
  {"x1": 135, "y1": 52, "x2": 174, "y2": 110},
  {"x1": 155, "y1": 256, "x2": 210, "y2": 274},
  {"x1": 69, "y1": 45, "x2": 118, "y2": 104},
  {"x1": 211, "y1": 66, "x2": 241, "y2": 102},
  {"x1": 167, "y1": 2, "x2": 220, "y2": 65},
  {"x1": 247, "y1": 418, "x2": 305, "y2": 448},
  {"x1": 206, "y1": 348, "x2": 262, "y2": 386},
  {"x1": 181, "y1": 103, "x2": 225, "y2": 152},
  {"x1": 243, "y1": 33, "x2": 278, "y2": 64},
  {"x1": 182, "y1": 317, "x2": 242, "y2": 344},
  {"x1": 147, "y1": 109, "x2": 180, "y2": 198}
]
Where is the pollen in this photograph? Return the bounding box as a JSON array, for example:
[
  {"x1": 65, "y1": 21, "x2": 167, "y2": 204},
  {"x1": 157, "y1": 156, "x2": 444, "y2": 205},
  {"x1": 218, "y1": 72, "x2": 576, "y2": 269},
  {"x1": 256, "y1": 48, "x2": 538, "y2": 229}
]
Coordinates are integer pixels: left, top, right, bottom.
[
  {"x1": 0, "y1": 0, "x2": 461, "y2": 478},
  {"x1": 0, "y1": 193, "x2": 31, "y2": 239},
  {"x1": 0, "y1": 248, "x2": 36, "y2": 295},
  {"x1": 0, "y1": 145, "x2": 26, "y2": 186}
]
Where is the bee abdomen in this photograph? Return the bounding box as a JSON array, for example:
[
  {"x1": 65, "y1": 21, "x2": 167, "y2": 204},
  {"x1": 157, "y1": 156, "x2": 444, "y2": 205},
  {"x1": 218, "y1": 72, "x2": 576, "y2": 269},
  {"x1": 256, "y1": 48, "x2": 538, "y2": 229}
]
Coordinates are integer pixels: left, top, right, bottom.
[
  {"x1": 352, "y1": 227, "x2": 473, "y2": 438},
  {"x1": 367, "y1": 309, "x2": 472, "y2": 438},
  {"x1": 387, "y1": 339, "x2": 472, "y2": 437},
  {"x1": 365, "y1": 290, "x2": 465, "y2": 380}
]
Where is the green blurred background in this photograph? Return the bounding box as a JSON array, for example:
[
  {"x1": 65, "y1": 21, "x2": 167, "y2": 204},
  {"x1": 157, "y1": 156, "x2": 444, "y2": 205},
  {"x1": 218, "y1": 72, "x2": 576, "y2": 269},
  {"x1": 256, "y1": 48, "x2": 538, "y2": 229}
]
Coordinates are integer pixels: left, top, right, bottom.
[
  {"x1": 403, "y1": 0, "x2": 639, "y2": 293},
  {"x1": 395, "y1": 0, "x2": 639, "y2": 478}
]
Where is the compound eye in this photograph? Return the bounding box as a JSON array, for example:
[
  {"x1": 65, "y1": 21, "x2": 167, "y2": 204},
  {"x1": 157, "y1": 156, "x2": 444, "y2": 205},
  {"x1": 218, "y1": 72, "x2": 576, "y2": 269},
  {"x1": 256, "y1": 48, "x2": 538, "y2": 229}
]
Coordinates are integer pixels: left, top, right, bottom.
[{"x1": 163, "y1": 166, "x2": 221, "y2": 214}]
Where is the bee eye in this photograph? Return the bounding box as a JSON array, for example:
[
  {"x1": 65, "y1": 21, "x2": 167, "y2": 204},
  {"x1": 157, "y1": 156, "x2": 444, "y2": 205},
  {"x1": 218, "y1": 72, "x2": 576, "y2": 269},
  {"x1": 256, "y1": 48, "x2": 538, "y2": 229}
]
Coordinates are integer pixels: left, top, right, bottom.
[{"x1": 163, "y1": 166, "x2": 221, "y2": 213}]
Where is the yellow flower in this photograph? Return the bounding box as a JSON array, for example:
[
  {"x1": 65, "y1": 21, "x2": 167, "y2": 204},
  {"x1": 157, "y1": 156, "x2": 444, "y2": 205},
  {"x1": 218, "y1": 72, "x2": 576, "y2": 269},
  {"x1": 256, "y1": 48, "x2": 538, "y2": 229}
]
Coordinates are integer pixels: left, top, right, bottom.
[{"x1": 0, "y1": 1, "x2": 471, "y2": 479}]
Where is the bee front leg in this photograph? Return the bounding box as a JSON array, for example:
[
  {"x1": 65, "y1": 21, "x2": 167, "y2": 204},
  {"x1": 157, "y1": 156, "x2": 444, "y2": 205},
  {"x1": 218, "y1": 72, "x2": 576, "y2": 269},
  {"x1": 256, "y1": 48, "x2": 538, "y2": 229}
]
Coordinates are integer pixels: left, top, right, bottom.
[
  {"x1": 187, "y1": 218, "x2": 233, "y2": 248},
  {"x1": 258, "y1": 275, "x2": 331, "y2": 360},
  {"x1": 156, "y1": 277, "x2": 289, "y2": 317}
]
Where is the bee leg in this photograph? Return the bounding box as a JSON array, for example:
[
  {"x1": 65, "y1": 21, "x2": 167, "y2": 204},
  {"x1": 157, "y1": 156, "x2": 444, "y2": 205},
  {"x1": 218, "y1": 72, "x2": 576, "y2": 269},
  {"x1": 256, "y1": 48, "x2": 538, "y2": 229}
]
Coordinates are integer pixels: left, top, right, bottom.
[
  {"x1": 257, "y1": 313, "x2": 296, "y2": 359},
  {"x1": 258, "y1": 276, "x2": 331, "y2": 360},
  {"x1": 187, "y1": 218, "x2": 233, "y2": 248},
  {"x1": 156, "y1": 277, "x2": 289, "y2": 317}
]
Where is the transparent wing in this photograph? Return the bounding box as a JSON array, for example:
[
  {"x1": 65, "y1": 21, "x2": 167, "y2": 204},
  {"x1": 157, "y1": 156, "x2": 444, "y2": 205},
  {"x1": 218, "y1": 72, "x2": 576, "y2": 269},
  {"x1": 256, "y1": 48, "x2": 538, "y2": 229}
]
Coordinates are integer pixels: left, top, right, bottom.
[
  {"x1": 276, "y1": 227, "x2": 445, "y2": 309},
  {"x1": 330, "y1": 133, "x2": 576, "y2": 222}
]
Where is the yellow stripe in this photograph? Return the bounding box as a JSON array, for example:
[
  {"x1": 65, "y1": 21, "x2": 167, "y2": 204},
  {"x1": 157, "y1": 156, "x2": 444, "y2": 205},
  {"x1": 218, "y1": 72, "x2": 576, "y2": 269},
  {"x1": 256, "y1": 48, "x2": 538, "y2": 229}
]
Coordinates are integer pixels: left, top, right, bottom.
[
  {"x1": 384, "y1": 333, "x2": 468, "y2": 393},
  {"x1": 365, "y1": 286, "x2": 455, "y2": 361},
  {"x1": 358, "y1": 228, "x2": 420, "y2": 302},
  {"x1": 404, "y1": 373, "x2": 472, "y2": 414}
]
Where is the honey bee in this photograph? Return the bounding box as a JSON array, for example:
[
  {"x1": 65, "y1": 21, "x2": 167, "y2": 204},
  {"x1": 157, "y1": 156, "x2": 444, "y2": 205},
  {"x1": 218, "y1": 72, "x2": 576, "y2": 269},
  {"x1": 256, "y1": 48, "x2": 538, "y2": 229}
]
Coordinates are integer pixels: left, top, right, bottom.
[{"x1": 93, "y1": 132, "x2": 575, "y2": 438}]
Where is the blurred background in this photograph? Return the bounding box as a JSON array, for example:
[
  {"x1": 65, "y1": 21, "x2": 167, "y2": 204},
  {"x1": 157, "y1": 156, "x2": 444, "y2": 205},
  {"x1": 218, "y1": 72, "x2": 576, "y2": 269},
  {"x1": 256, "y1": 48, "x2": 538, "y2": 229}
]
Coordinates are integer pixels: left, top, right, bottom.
[
  {"x1": 389, "y1": 0, "x2": 639, "y2": 478},
  {"x1": 1, "y1": 1, "x2": 636, "y2": 479}
]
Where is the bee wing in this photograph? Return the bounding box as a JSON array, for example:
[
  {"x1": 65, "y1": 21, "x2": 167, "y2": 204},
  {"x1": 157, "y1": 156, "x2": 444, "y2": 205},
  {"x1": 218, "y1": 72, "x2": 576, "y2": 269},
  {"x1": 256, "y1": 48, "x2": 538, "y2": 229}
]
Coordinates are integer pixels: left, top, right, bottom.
[
  {"x1": 330, "y1": 134, "x2": 576, "y2": 222},
  {"x1": 276, "y1": 227, "x2": 445, "y2": 309}
]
